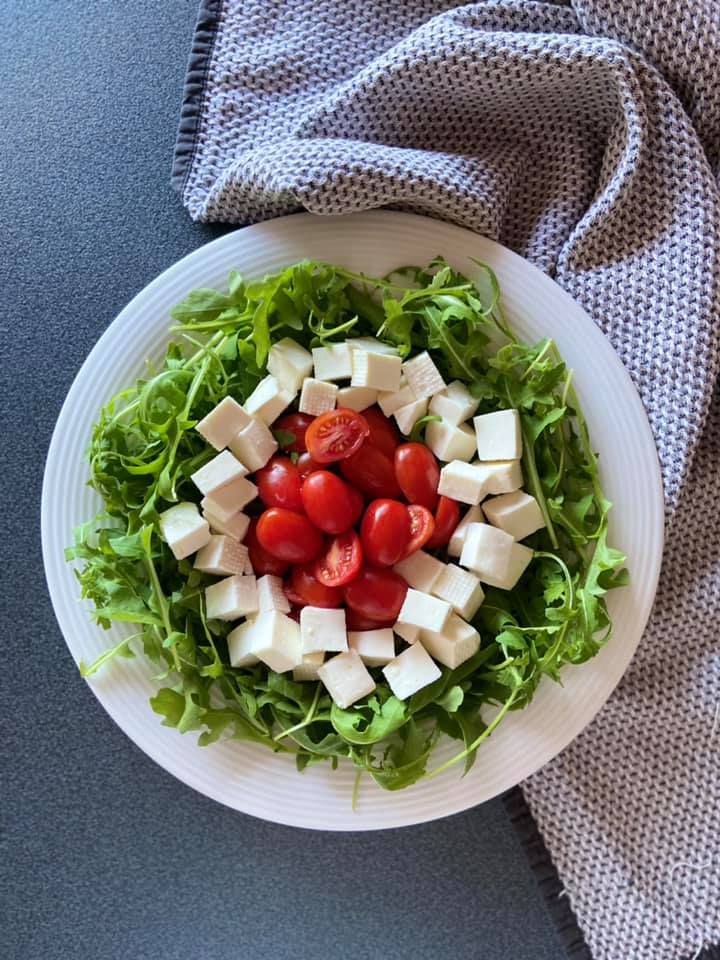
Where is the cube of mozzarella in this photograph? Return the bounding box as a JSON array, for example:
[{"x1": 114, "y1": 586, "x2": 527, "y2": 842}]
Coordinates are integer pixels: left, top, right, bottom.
[
  {"x1": 394, "y1": 550, "x2": 445, "y2": 593},
  {"x1": 202, "y1": 474, "x2": 258, "y2": 515},
  {"x1": 432, "y1": 564, "x2": 485, "y2": 620},
  {"x1": 428, "y1": 380, "x2": 479, "y2": 426},
  {"x1": 437, "y1": 461, "x2": 487, "y2": 505},
  {"x1": 481, "y1": 542, "x2": 534, "y2": 590},
  {"x1": 202, "y1": 507, "x2": 250, "y2": 543},
  {"x1": 193, "y1": 535, "x2": 249, "y2": 575},
  {"x1": 226, "y1": 619, "x2": 260, "y2": 668},
  {"x1": 393, "y1": 621, "x2": 420, "y2": 644},
  {"x1": 460, "y1": 523, "x2": 514, "y2": 584},
  {"x1": 346, "y1": 337, "x2": 400, "y2": 356},
  {"x1": 402, "y1": 351, "x2": 446, "y2": 399},
  {"x1": 336, "y1": 386, "x2": 378, "y2": 412},
  {"x1": 472, "y1": 459, "x2": 524, "y2": 495},
  {"x1": 425, "y1": 419, "x2": 476, "y2": 462},
  {"x1": 298, "y1": 377, "x2": 338, "y2": 416},
  {"x1": 257, "y1": 574, "x2": 290, "y2": 613},
  {"x1": 267, "y1": 338, "x2": 313, "y2": 393},
  {"x1": 351, "y1": 351, "x2": 402, "y2": 392},
  {"x1": 244, "y1": 374, "x2": 295, "y2": 426},
  {"x1": 228, "y1": 418, "x2": 278, "y2": 472},
  {"x1": 318, "y1": 650, "x2": 376, "y2": 708},
  {"x1": 377, "y1": 379, "x2": 417, "y2": 417},
  {"x1": 348, "y1": 629, "x2": 395, "y2": 667},
  {"x1": 293, "y1": 651, "x2": 325, "y2": 682},
  {"x1": 191, "y1": 450, "x2": 247, "y2": 496},
  {"x1": 251, "y1": 610, "x2": 302, "y2": 672},
  {"x1": 421, "y1": 614, "x2": 480, "y2": 669},
  {"x1": 474, "y1": 409, "x2": 522, "y2": 461},
  {"x1": 394, "y1": 397, "x2": 428, "y2": 436},
  {"x1": 300, "y1": 606, "x2": 348, "y2": 654},
  {"x1": 382, "y1": 642, "x2": 441, "y2": 700},
  {"x1": 205, "y1": 574, "x2": 258, "y2": 621},
  {"x1": 447, "y1": 505, "x2": 484, "y2": 558},
  {"x1": 196, "y1": 396, "x2": 251, "y2": 450},
  {"x1": 397, "y1": 588, "x2": 452, "y2": 634},
  {"x1": 483, "y1": 490, "x2": 545, "y2": 541},
  {"x1": 158, "y1": 502, "x2": 210, "y2": 560},
  {"x1": 312, "y1": 343, "x2": 352, "y2": 381}
]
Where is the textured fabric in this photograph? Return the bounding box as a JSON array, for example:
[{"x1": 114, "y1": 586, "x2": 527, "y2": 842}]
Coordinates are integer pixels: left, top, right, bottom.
[{"x1": 174, "y1": 3, "x2": 720, "y2": 957}]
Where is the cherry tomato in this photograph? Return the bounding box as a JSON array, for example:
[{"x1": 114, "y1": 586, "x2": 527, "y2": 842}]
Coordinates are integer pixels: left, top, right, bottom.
[
  {"x1": 245, "y1": 519, "x2": 290, "y2": 577},
  {"x1": 361, "y1": 406, "x2": 401, "y2": 459},
  {"x1": 340, "y1": 444, "x2": 401, "y2": 499},
  {"x1": 404, "y1": 504, "x2": 435, "y2": 557},
  {"x1": 296, "y1": 452, "x2": 324, "y2": 480},
  {"x1": 273, "y1": 412, "x2": 314, "y2": 453},
  {"x1": 256, "y1": 508, "x2": 324, "y2": 564},
  {"x1": 345, "y1": 608, "x2": 396, "y2": 631},
  {"x1": 289, "y1": 563, "x2": 343, "y2": 608},
  {"x1": 305, "y1": 408, "x2": 370, "y2": 463},
  {"x1": 255, "y1": 456, "x2": 304, "y2": 512},
  {"x1": 314, "y1": 529, "x2": 363, "y2": 588},
  {"x1": 344, "y1": 567, "x2": 408, "y2": 622},
  {"x1": 394, "y1": 442, "x2": 440, "y2": 510},
  {"x1": 360, "y1": 499, "x2": 411, "y2": 567},
  {"x1": 301, "y1": 471, "x2": 363, "y2": 534},
  {"x1": 425, "y1": 496, "x2": 461, "y2": 550}
]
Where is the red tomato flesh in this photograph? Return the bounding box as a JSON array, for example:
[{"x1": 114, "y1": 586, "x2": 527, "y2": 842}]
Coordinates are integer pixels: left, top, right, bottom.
[
  {"x1": 288, "y1": 564, "x2": 343, "y2": 608},
  {"x1": 305, "y1": 408, "x2": 369, "y2": 464},
  {"x1": 425, "y1": 496, "x2": 461, "y2": 550},
  {"x1": 273, "y1": 412, "x2": 315, "y2": 453},
  {"x1": 314, "y1": 529, "x2": 363, "y2": 587},
  {"x1": 360, "y1": 499, "x2": 411, "y2": 567},
  {"x1": 255, "y1": 456, "x2": 304, "y2": 512},
  {"x1": 245, "y1": 519, "x2": 290, "y2": 577},
  {"x1": 344, "y1": 567, "x2": 408, "y2": 622},
  {"x1": 256, "y1": 508, "x2": 324, "y2": 564},
  {"x1": 394, "y1": 442, "x2": 440, "y2": 510},
  {"x1": 301, "y1": 470, "x2": 363, "y2": 534},
  {"x1": 340, "y1": 444, "x2": 401, "y2": 499},
  {"x1": 404, "y1": 504, "x2": 435, "y2": 557},
  {"x1": 361, "y1": 406, "x2": 401, "y2": 459}
]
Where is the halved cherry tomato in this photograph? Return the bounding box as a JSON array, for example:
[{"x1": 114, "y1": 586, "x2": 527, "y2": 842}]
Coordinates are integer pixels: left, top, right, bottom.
[
  {"x1": 305, "y1": 408, "x2": 370, "y2": 463},
  {"x1": 245, "y1": 519, "x2": 290, "y2": 577},
  {"x1": 314, "y1": 529, "x2": 363, "y2": 588},
  {"x1": 340, "y1": 444, "x2": 401, "y2": 499},
  {"x1": 344, "y1": 567, "x2": 408, "y2": 622},
  {"x1": 345, "y1": 608, "x2": 395, "y2": 631},
  {"x1": 394, "y1": 442, "x2": 440, "y2": 510},
  {"x1": 404, "y1": 504, "x2": 435, "y2": 557},
  {"x1": 256, "y1": 508, "x2": 324, "y2": 564},
  {"x1": 288, "y1": 563, "x2": 343, "y2": 608},
  {"x1": 273, "y1": 412, "x2": 315, "y2": 453},
  {"x1": 296, "y1": 452, "x2": 324, "y2": 479},
  {"x1": 361, "y1": 406, "x2": 401, "y2": 459},
  {"x1": 360, "y1": 499, "x2": 411, "y2": 567},
  {"x1": 301, "y1": 471, "x2": 363, "y2": 534},
  {"x1": 255, "y1": 456, "x2": 304, "y2": 512},
  {"x1": 425, "y1": 496, "x2": 461, "y2": 550}
]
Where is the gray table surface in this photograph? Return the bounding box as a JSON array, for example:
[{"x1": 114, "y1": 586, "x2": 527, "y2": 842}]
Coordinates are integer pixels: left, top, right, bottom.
[{"x1": 2, "y1": 2, "x2": 564, "y2": 958}]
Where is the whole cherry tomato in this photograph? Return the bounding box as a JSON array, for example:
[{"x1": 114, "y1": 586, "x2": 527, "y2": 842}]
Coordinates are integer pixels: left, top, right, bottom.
[
  {"x1": 256, "y1": 508, "x2": 324, "y2": 564},
  {"x1": 314, "y1": 529, "x2": 363, "y2": 587},
  {"x1": 288, "y1": 563, "x2": 343, "y2": 608},
  {"x1": 305, "y1": 408, "x2": 369, "y2": 463},
  {"x1": 255, "y1": 456, "x2": 304, "y2": 512},
  {"x1": 273, "y1": 412, "x2": 315, "y2": 453},
  {"x1": 245, "y1": 519, "x2": 290, "y2": 577},
  {"x1": 340, "y1": 444, "x2": 401, "y2": 499},
  {"x1": 361, "y1": 406, "x2": 401, "y2": 459},
  {"x1": 403, "y1": 504, "x2": 435, "y2": 557},
  {"x1": 394, "y1": 442, "x2": 440, "y2": 510},
  {"x1": 301, "y1": 471, "x2": 363, "y2": 534},
  {"x1": 425, "y1": 496, "x2": 461, "y2": 550},
  {"x1": 360, "y1": 499, "x2": 411, "y2": 567},
  {"x1": 296, "y1": 452, "x2": 324, "y2": 479},
  {"x1": 344, "y1": 567, "x2": 408, "y2": 622},
  {"x1": 345, "y1": 608, "x2": 396, "y2": 631}
]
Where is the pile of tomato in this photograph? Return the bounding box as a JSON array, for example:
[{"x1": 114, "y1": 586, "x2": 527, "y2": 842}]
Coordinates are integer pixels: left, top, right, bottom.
[{"x1": 245, "y1": 406, "x2": 461, "y2": 630}]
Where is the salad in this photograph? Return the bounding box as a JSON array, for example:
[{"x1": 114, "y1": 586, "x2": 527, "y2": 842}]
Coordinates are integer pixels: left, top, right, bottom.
[{"x1": 68, "y1": 258, "x2": 627, "y2": 792}]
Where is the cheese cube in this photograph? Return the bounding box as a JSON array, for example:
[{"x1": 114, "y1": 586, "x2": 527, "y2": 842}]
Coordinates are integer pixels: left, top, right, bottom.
[
  {"x1": 425, "y1": 419, "x2": 476, "y2": 462},
  {"x1": 193, "y1": 535, "x2": 249, "y2": 575},
  {"x1": 351, "y1": 351, "x2": 402, "y2": 392},
  {"x1": 393, "y1": 621, "x2": 420, "y2": 644},
  {"x1": 158, "y1": 502, "x2": 210, "y2": 560},
  {"x1": 243, "y1": 374, "x2": 295, "y2": 426},
  {"x1": 243, "y1": 554, "x2": 255, "y2": 575},
  {"x1": 257, "y1": 574, "x2": 290, "y2": 613},
  {"x1": 428, "y1": 380, "x2": 479, "y2": 425},
  {"x1": 460, "y1": 523, "x2": 514, "y2": 584},
  {"x1": 205, "y1": 574, "x2": 258, "y2": 621},
  {"x1": 312, "y1": 343, "x2": 352, "y2": 381},
  {"x1": 377, "y1": 379, "x2": 417, "y2": 417},
  {"x1": 267, "y1": 338, "x2": 313, "y2": 392},
  {"x1": 293, "y1": 651, "x2": 325, "y2": 682},
  {"x1": 229, "y1": 417, "x2": 278, "y2": 471},
  {"x1": 394, "y1": 397, "x2": 428, "y2": 435},
  {"x1": 474, "y1": 409, "x2": 522, "y2": 461},
  {"x1": 402, "y1": 351, "x2": 446, "y2": 399},
  {"x1": 202, "y1": 474, "x2": 257, "y2": 514},
  {"x1": 202, "y1": 508, "x2": 250, "y2": 543},
  {"x1": 336, "y1": 386, "x2": 378, "y2": 412},
  {"x1": 196, "y1": 396, "x2": 251, "y2": 450},
  {"x1": 382, "y1": 642, "x2": 441, "y2": 700},
  {"x1": 318, "y1": 650, "x2": 376, "y2": 708},
  {"x1": 252, "y1": 610, "x2": 302, "y2": 672},
  {"x1": 483, "y1": 490, "x2": 545, "y2": 541},
  {"x1": 438, "y1": 461, "x2": 487, "y2": 505},
  {"x1": 298, "y1": 377, "x2": 338, "y2": 416},
  {"x1": 432, "y1": 564, "x2": 485, "y2": 620},
  {"x1": 472, "y1": 459, "x2": 524, "y2": 495},
  {"x1": 447, "y1": 505, "x2": 484, "y2": 557},
  {"x1": 348, "y1": 629, "x2": 395, "y2": 667},
  {"x1": 397, "y1": 589, "x2": 452, "y2": 634},
  {"x1": 200, "y1": 494, "x2": 236, "y2": 524},
  {"x1": 421, "y1": 614, "x2": 481, "y2": 669},
  {"x1": 227, "y1": 619, "x2": 260, "y2": 668},
  {"x1": 300, "y1": 606, "x2": 348, "y2": 654},
  {"x1": 394, "y1": 550, "x2": 445, "y2": 593},
  {"x1": 481, "y1": 542, "x2": 534, "y2": 590},
  {"x1": 346, "y1": 337, "x2": 400, "y2": 356},
  {"x1": 191, "y1": 450, "x2": 247, "y2": 496}
]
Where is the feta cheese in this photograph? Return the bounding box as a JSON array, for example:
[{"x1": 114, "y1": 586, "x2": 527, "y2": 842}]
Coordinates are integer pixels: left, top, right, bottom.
[
  {"x1": 228, "y1": 417, "x2": 278, "y2": 471},
  {"x1": 251, "y1": 610, "x2": 302, "y2": 672},
  {"x1": 394, "y1": 396, "x2": 428, "y2": 435},
  {"x1": 300, "y1": 606, "x2": 348, "y2": 654},
  {"x1": 397, "y1": 588, "x2": 452, "y2": 634},
  {"x1": 382, "y1": 642, "x2": 441, "y2": 700},
  {"x1": 243, "y1": 374, "x2": 295, "y2": 426},
  {"x1": 226, "y1": 619, "x2": 260, "y2": 668},
  {"x1": 348, "y1": 629, "x2": 395, "y2": 667},
  {"x1": 472, "y1": 459, "x2": 524, "y2": 495},
  {"x1": 460, "y1": 523, "x2": 514, "y2": 584},
  {"x1": 351, "y1": 350, "x2": 402, "y2": 392},
  {"x1": 425, "y1": 418, "x2": 476, "y2": 462},
  {"x1": 428, "y1": 380, "x2": 479, "y2": 425},
  {"x1": 205, "y1": 574, "x2": 258, "y2": 621},
  {"x1": 202, "y1": 508, "x2": 250, "y2": 543},
  {"x1": 483, "y1": 490, "x2": 545, "y2": 541},
  {"x1": 447, "y1": 505, "x2": 484, "y2": 557},
  {"x1": 336, "y1": 386, "x2": 378, "y2": 412},
  {"x1": 293, "y1": 651, "x2": 325, "y2": 682},
  {"x1": 298, "y1": 377, "x2": 338, "y2": 416},
  {"x1": 256, "y1": 574, "x2": 290, "y2": 613},
  {"x1": 193, "y1": 535, "x2": 249, "y2": 575},
  {"x1": 481, "y1": 542, "x2": 534, "y2": 590},
  {"x1": 402, "y1": 350, "x2": 446, "y2": 399},
  {"x1": 312, "y1": 343, "x2": 352, "y2": 381},
  {"x1": 158, "y1": 502, "x2": 210, "y2": 560},
  {"x1": 201, "y1": 474, "x2": 258, "y2": 515},
  {"x1": 393, "y1": 621, "x2": 420, "y2": 644},
  {"x1": 474, "y1": 409, "x2": 522, "y2": 461},
  {"x1": 394, "y1": 550, "x2": 445, "y2": 593},
  {"x1": 346, "y1": 337, "x2": 400, "y2": 356},
  {"x1": 195, "y1": 396, "x2": 251, "y2": 450},
  {"x1": 437, "y1": 461, "x2": 487, "y2": 505},
  {"x1": 432, "y1": 564, "x2": 485, "y2": 620},
  {"x1": 191, "y1": 449, "x2": 247, "y2": 496},
  {"x1": 377, "y1": 379, "x2": 417, "y2": 417},
  {"x1": 421, "y1": 614, "x2": 481, "y2": 669},
  {"x1": 267, "y1": 338, "x2": 313, "y2": 392},
  {"x1": 318, "y1": 650, "x2": 376, "y2": 708},
  {"x1": 200, "y1": 494, "x2": 236, "y2": 523}
]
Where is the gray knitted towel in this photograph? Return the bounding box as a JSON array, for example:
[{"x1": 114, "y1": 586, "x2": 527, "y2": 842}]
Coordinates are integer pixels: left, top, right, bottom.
[{"x1": 173, "y1": 3, "x2": 720, "y2": 957}]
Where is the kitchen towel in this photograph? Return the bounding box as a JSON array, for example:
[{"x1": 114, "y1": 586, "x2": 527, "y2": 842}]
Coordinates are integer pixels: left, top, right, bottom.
[{"x1": 172, "y1": 2, "x2": 720, "y2": 957}]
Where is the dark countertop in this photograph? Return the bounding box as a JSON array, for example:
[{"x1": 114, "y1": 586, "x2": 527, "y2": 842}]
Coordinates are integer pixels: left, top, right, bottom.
[{"x1": 2, "y1": 2, "x2": 563, "y2": 957}]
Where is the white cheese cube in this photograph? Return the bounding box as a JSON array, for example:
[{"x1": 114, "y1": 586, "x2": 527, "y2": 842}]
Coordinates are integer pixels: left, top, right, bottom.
[
  {"x1": 298, "y1": 377, "x2": 338, "y2": 416},
  {"x1": 243, "y1": 554, "x2": 254, "y2": 575},
  {"x1": 421, "y1": 614, "x2": 481, "y2": 669},
  {"x1": 293, "y1": 651, "x2": 325, "y2": 682},
  {"x1": 377, "y1": 379, "x2": 417, "y2": 417},
  {"x1": 437, "y1": 461, "x2": 487, "y2": 505},
  {"x1": 394, "y1": 550, "x2": 445, "y2": 593},
  {"x1": 312, "y1": 343, "x2": 352, "y2": 381},
  {"x1": 191, "y1": 449, "x2": 247, "y2": 496},
  {"x1": 483, "y1": 490, "x2": 545, "y2": 541},
  {"x1": 243, "y1": 374, "x2": 295, "y2": 426},
  {"x1": 227, "y1": 619, "x2": 260, "y2": 668},
  {"x1": 200, "y1": 494, "x2": 236, "y2": 523},
  {"x1": 318, "y1": 650, "x2": 376, "y2": 708},
  {"x1": 195, "y1": 396, "x2": 251, "y2": 450},
  {"x1": 193, "y1": 535, "x2": 249, "y2": 575},
  {"x1": 447, "y1": 505, "x2": 484, "y2": 557},
  {"x1": 348, "y1": 629, "x2": 395, "y2": 667},
  {"x1": 300, "y1": 606, "x2": 348, "y2": 654},
  {"x1": 267, "y1": 338, "x2": 313, "y2": 392},
  {"x1": 402, "y1": 350, "x2": 445, "y2": 399},
  {"x1": 205, "y1": 574, "x2": 258, "y2": 621},
  {"x1": 397, "y1": 588, "x2": 452, "y2": 634},
  {"x1": 474, "y1": 409, "x2": 522, "y2": 461},
  {"x1": 428, "y1": 380, "x2": 479, "y2": 425},
  {"x1": 481, "y1": 542, "x2": 534, "y2": 590},
  {"x1": 351, "y1": 351, "x2": 402, "y2": 392},
  {"x1": 252, "y1": 610, "x2": 302, "y2": 672},
  {"x1": 393, "y1": 621, "x2": 420, "y2": 644},
  {"x1": 425, "y1": 418, "x2": 476, "y2": 462},
  {"x1": 432, "y1": 564, "x2": 485, "y2": 620},
  {"x1": 472, "y1": 459, "x2": 524, "y2": 495},
  {"x1": 158, "y1": 502, "x2": 210, "y2": 560},
  {"x1": 394, "y1": 397, "x2": 428, "y2": 435},
  {"x1": 202, "y1": 508, "x2": 250, "y2": 543},
  {"x1": 201, "y1": 474, "x2": 257, "y2": 515},
  {"x1": 228, "y1": 417, "x2": 278, "y2": 472},
  {"x1": 257, "y1": 574, "x2": 290, "y2": 613},
  {"x1": 336, "y1": 386, "x2": 378, "y2": 412},
  {"x1": 460, "y1": 523, "x2": 514, "y2": 584},
  {"x1": 382, "y1": 642, "x2": 441, "y2": 700},
  {"x1": 346, "y1": 337, "x2": 400, "y2": 356}
]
